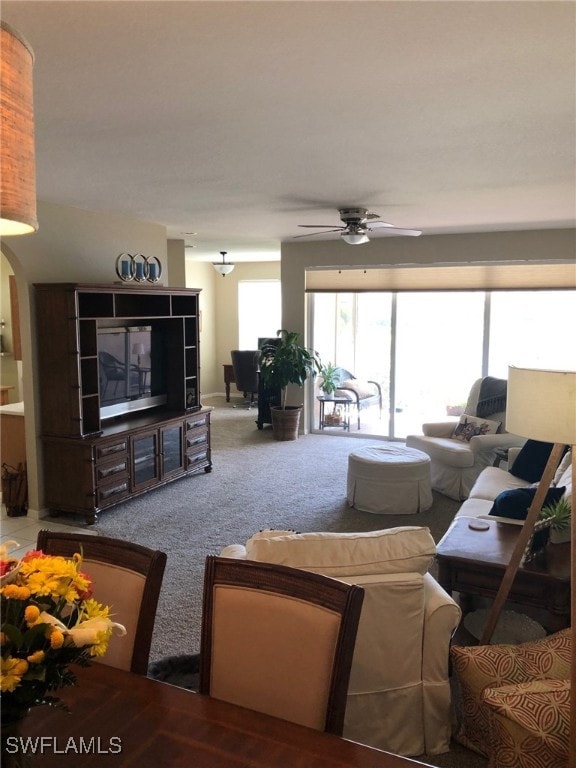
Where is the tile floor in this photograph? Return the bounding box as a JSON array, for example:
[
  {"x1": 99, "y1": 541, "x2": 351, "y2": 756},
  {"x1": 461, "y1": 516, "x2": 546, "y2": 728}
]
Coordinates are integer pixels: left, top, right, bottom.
[{"x1": 1, "y1": 509, "x2": 95, "y2": 559}]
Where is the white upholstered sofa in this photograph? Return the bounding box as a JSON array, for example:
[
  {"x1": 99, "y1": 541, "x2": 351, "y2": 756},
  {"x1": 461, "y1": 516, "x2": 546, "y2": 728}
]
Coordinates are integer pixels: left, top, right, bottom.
[
  {"x1": 406, "y1": 378, "x2": 525, "y2": 501},
  {"x1": 220, "y1": 527, "x2": 461, "y2": 756},
  {"x1": 455, "y1": 447, "x2": 573, "y2": 533}
]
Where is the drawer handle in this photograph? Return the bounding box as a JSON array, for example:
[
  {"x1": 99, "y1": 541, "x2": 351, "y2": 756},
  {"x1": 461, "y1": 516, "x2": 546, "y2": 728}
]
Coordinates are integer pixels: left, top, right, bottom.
[
  {"x1": 99, "y1": 463, "x2": 126, "y2": 479},
  {"x1": 187, "y1": 419, "x2": 205, "y2": 429},
  {"x1": 188, "y1": 435, "x2": 207, "y2": 447},
  {"x1": 99, "y1": 444, "x2": 127, "y2": 457},
  {"x1": 100, "y1": 483, "x2": 128, "y2": 500},
  {"x1": 189, "y1": 451, "x2": 207, "y2": 464}
]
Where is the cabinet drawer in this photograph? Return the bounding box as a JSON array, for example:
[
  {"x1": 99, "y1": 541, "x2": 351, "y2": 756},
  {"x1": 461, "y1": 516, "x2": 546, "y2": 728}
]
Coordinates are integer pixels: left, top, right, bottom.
[
  {"x1": 96, "y1": 440, "x2": 128, "y2": 462},
  {"x1": 186, "y1": 414, "x2": 208, "y2": 431},
  {"x1": 96, "y1": 479, "x2": 131, "y2": 507},
  {"x1": 186, "y1": 427, "x2": 208, "y2": 451},
  {"x1": 95, "y1": 458, "x2": 129, "y2": 484},
  {"x1": 186, "y1": 444, "x2": 209, "y2": 468}
]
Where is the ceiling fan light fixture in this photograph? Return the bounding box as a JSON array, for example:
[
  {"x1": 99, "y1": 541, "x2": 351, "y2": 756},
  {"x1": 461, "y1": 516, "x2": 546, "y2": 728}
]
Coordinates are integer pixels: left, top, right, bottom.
[
  {"x1": 342, "y1": 231, "x2": 369, "y2": 245},
  {"x1": 213, "y1": 251, "x2": 235, "y2": 276}
]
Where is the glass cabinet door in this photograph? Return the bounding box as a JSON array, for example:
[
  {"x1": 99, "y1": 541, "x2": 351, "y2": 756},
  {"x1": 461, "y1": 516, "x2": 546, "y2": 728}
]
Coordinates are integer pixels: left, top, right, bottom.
[
  {"x1": 161, "y1": 424, "x2": 184, "y2": 477},
  {"x1": 131, "y1": 431, "x2": 159, "y2": 488}
]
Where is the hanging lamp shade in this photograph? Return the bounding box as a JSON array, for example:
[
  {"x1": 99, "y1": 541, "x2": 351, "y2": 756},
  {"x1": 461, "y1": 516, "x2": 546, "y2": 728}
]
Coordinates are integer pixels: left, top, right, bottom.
[
  {"x1": 213, "y1": 251, "x2": 235, "y2": 276},
  {"x1": 0, "y1": 21, "x2": 38, "y2": 236}
]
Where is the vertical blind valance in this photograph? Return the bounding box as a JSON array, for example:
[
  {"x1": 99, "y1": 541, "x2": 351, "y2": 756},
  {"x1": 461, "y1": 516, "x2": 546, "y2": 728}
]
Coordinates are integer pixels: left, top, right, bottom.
[{"x1": 305, "y1": 262, "x2": 576, "y2": 292}]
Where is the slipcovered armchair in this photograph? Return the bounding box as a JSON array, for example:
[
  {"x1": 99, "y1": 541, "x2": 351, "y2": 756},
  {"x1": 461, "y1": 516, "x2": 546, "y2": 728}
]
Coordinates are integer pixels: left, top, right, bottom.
[
  {"x1": 406, "y1": 377, "x2": 526, "y2": 501},
  {"x1": 220, "y1": 527, "x2": 461, "y2": 757},
  {"x1": 333, "y1": 367, "x2": 382, "y2": 429}
]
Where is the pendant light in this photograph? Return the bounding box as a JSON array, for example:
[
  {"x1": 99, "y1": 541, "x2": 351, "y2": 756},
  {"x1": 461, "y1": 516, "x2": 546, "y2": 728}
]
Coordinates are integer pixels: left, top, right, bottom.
[
  {"x1": 0, "y1": 21, "x2": 38, "y2": 236},
  {"x1": 213, "y1": 251, "x2": 235, "y2": 277}
]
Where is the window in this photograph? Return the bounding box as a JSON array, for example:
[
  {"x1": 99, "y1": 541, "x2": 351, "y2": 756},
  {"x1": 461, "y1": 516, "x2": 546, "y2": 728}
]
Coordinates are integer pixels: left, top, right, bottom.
[{"x1": 238, "y1": 280, "x2": 281, "y2": 350}]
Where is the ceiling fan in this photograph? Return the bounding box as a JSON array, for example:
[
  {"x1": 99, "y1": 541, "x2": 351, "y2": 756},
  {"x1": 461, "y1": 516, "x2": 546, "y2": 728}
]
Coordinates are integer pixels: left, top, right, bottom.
[{"x1": 295, "y1": 207, "x2": 422, "y2": 245}]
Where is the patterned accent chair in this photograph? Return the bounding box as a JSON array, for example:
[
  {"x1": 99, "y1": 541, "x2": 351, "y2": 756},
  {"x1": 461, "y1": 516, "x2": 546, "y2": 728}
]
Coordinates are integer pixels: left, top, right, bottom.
[{"x1": 450, "y1": 628, "x2": 571, "y2": 767}]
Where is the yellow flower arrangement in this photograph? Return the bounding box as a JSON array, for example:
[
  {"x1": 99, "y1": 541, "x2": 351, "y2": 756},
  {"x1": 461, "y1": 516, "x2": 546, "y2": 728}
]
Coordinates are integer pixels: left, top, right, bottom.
[{"x1": 0, "y1": 541, "x2": 125, "y2": 725}]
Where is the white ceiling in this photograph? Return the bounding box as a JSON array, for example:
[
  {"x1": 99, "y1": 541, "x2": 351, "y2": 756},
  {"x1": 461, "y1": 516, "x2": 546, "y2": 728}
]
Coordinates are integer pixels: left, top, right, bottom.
[{"x1": 2, "y1": 1, "x2": 575, "y2": 262}]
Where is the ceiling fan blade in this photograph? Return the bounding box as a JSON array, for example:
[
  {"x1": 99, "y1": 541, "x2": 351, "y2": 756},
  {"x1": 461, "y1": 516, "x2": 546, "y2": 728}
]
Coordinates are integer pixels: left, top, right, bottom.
[
  {"x1": 369, "y1": 227, "x2": 422, "y2": 237},
  {"x1": 297, "y1": 224, "x2": 345, "y2": 229},
  {"x1": 365, "y1": 221, "x2": 395, "y2": 229},
  {"x1": 293, "y1": 229, "x2": 343, "y2": 239}
]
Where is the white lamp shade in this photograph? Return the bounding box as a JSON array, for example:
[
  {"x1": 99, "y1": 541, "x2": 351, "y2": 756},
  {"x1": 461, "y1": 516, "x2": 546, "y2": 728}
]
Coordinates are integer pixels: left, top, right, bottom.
[
  {"x1": 213, "y1": 262, "x2": 235, "y2": 276},
  {"x1": 132, "y1": 343, "x2": 146, "y2": 355},
  {"x1": 0, "y1": 22, "x2": 38, "y2": 235},
  {"x1": 341, "y1": 232, "x2": 369, "y2": 245},
  {"x1": 506, "y1": 366, "x2": 576, "y2": 445}
]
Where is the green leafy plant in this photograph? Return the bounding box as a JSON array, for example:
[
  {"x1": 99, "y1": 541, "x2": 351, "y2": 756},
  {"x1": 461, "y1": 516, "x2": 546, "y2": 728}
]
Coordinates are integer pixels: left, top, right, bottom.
[
  {"x1": 259, "y1": 330, "x2": 321, "y2": 409},
  {"x1": 319, "y1": 362, "x2": 339, "y2": 395},
  {"x1": 539, "y1": 496, "x2": 571, "y2": 532}
]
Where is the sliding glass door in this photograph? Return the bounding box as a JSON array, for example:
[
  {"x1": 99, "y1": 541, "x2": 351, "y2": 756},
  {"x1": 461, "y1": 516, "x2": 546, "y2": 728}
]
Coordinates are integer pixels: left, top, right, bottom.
[{"x1": 311, "y1": 289, "x2": 575, "y2": 439}]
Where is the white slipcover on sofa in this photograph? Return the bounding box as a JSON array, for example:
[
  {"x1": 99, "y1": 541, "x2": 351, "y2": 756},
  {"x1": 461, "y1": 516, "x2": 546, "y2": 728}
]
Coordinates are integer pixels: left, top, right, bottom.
[
  {"x1": 220, "y1": 527, "x2": 461, "y2": 757},
  {"x1": 455, "y1": 447, "x2": 572, "y2": 531},
  {"x1": 406, "y1": 378, "x2": 525, "y2": 501}
]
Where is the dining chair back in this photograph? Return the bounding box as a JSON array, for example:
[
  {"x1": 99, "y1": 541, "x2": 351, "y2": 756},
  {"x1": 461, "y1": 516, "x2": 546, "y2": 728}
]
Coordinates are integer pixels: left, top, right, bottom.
[
  {"x1": 36, "y1": 530, "x2": 167, "y2": 675},
  {"x1": 199, "y1": 555, "x2": 364, "y2": 735}
]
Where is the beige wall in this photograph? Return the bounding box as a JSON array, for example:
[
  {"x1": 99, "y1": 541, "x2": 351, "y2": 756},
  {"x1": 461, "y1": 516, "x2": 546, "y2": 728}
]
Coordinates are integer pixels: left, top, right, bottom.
[
  {"x1": 186, "y1": 259, "x2": 280, "y2": 397},
  {"x1": 0, "y1": 254, "x2": 19, "y2": 399}
]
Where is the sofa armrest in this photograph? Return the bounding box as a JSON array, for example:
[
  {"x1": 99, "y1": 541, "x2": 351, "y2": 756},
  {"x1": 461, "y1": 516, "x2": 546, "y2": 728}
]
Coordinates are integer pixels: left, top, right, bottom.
[
  {"x1": 219, "y1": 544, "x2": 247, "y2": 559},
  {"x1": 468, "y1": 432, "x2": 527, "y2": 455},
  {"x1": 422, "y1": 422, "x2": 457, "y2": 438}
]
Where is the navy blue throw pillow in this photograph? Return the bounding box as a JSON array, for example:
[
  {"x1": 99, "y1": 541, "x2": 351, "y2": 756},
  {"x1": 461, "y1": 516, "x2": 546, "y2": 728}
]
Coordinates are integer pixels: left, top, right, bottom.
[
  {"x1": 489, "y1": 486, "x2": 566, "y2": 520},
  {"x1": 509, "y1": 440, "x2": 555, "y2": 483}
]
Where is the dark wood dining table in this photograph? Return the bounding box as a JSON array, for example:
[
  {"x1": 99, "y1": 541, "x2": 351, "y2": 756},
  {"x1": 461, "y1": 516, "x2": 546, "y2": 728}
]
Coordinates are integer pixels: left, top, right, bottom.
[{"x1": 9, "y1": 663, "x2": 435, "y2": 767}]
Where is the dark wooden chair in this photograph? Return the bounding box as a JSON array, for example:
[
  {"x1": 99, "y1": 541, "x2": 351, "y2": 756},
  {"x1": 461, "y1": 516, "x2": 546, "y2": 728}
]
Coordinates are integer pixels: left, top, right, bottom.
[
  {"x1": 199, "y1": 556, "x2": 364, "y2": 735},
  {"x1": 231, "y1": 350, "x2": 260, "y2": 407},
  {"x1": 36, "y1": 530, "x2": 167, "y2": 675}
]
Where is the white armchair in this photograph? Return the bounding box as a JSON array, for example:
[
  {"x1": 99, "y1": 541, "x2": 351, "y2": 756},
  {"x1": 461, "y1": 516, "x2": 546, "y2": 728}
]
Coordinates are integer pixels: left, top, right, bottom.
[
  {"x1": 406, "y1": 377, "x2": 526, "y2": 501},
  {"x1": 220, "y1": 527, "x2": 461, "y2": 757}
]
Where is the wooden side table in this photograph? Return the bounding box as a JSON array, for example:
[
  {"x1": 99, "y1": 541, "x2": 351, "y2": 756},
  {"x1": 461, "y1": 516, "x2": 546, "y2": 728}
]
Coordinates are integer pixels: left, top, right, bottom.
[{"x1": 436, "y1": 516, "x2": 571, "y2": 632}]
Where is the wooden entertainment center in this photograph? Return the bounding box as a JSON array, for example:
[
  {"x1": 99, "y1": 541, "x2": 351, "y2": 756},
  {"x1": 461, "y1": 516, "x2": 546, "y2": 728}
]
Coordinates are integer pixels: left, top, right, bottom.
[{"x1": 35, "y1": 283, "x2": 212, "y2": 524}]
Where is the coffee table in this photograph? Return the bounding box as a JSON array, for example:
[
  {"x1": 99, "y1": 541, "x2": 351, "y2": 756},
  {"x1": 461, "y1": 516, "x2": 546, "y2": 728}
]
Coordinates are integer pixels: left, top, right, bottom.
[{"x1": 436, "y1": 516, "x2": 571, "y2": 632}]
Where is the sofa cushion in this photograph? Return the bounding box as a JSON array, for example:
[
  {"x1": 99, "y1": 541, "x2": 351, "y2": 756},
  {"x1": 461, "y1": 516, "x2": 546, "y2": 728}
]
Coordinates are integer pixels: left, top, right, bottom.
[
  {"x1": 489, "y1": 486, "x2": 566, "y2": 520},
  {"x1": 245, "y1": 526, "x2": 436, "y2": 577},
  {"x1": 452, "y1": 414, "x2": 501, "y2": 442},
  {"x1": 510, "y1": 439, "x2": 555, "y2": 482},
  {"x1": 450, "y1": 629, "x2": 571, "y2": 756},
  {"x1": 482, "y1": 679, "x2": 570, "y2": 768},
  {"x1": 339, "y1": 378, "x2": 377, "y2": 399},
  {"x1": 468, "y1": 466, "x2": 529, "y2": 501}
]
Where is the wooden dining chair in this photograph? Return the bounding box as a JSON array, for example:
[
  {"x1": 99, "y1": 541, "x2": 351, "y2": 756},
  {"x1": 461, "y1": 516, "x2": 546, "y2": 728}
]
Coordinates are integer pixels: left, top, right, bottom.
[
  {"x1": 199, "y1": 556, "x2": 364, "y2": 735},
  {"x1": 36, "y1": 530, "x2": 167, "y2": 675}
]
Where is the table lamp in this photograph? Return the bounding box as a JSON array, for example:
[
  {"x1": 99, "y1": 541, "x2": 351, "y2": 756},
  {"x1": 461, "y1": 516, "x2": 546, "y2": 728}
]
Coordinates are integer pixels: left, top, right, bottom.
[
  {"x1": 479, "y1": 366, "x2": 575, "y2": 758},
  {"x1": 132, "y1": 343, "x2": 146, "y2": 368}
]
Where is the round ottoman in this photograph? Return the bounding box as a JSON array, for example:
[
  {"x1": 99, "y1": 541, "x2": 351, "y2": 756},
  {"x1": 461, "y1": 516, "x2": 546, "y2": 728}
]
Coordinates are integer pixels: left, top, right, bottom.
[{"x1": 347, "y1": 444, "x2": 433, "y2": 514}]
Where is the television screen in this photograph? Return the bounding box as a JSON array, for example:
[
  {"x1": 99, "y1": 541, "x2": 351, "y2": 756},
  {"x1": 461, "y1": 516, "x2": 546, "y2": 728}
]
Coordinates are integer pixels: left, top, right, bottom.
[{"x1": 98, "y1": 325, "x2": 167, "y2": 419}]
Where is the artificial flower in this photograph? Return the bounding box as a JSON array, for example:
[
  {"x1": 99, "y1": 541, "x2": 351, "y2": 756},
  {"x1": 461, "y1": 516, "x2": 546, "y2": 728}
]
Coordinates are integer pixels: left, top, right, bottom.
[{"x1": 0, "y1": 541, "x2": 125, "y2": 724}]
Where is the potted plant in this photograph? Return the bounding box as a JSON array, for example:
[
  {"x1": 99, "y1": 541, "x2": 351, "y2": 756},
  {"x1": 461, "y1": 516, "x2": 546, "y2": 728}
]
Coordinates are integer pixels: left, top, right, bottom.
[
  {"x1": 539, "y1": 496, "x2": 571, "y2": 544},
  {"x1": 319, "y1": 362, "x2": 339, "y2": 399},
  {"x1": 259, "y1": 330, "x2": 321, "y2": 440}
]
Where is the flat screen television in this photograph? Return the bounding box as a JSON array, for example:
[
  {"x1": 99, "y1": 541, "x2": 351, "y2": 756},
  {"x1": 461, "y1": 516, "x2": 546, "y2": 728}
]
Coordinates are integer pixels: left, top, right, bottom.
[{"x1": 98, "y1": 325, "x2": 167, "y2": 420}]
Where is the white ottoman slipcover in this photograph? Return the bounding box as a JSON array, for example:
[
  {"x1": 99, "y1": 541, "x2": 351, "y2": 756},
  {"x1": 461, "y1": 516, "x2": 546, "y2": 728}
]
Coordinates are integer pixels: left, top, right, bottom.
[{"x1": 347, "y1": 444, "x2": 433, "y2": 515}]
